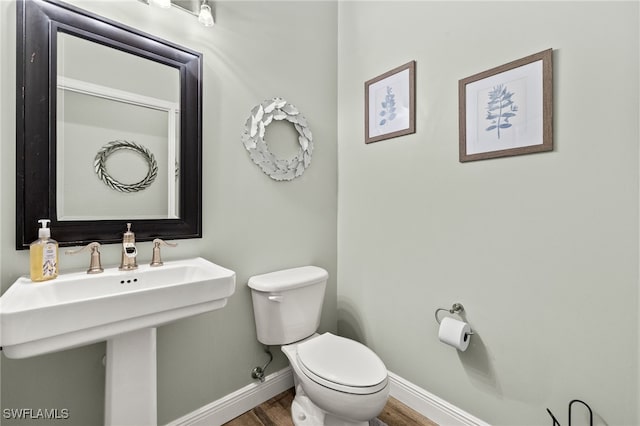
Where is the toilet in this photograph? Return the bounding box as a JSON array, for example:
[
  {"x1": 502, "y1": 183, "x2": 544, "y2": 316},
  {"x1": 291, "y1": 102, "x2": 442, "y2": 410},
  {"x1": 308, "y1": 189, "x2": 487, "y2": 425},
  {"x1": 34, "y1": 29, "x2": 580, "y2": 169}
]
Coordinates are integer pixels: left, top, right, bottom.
[{"x1": 248, "y1": 266, "x2": 389, "y2": 426}]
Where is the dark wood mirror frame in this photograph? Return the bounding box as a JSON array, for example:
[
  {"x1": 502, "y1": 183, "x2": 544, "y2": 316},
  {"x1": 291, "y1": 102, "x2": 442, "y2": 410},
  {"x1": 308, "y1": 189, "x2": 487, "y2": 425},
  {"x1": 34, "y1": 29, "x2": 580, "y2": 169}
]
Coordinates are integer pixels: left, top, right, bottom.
[{"x1": 16, "y1": 0, "x2": 203, "y2": 249}]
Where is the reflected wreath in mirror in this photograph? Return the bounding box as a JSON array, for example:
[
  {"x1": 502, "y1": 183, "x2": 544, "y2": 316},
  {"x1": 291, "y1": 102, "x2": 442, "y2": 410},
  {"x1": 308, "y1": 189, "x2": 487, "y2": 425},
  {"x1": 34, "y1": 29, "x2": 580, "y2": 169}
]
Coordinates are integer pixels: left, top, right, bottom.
[
  {"x1": 241, "y1": 97, "x2": 313, "y2": 181},
  {"x1": 94, "y1": 140, "x2": 158, "y2": 192}
]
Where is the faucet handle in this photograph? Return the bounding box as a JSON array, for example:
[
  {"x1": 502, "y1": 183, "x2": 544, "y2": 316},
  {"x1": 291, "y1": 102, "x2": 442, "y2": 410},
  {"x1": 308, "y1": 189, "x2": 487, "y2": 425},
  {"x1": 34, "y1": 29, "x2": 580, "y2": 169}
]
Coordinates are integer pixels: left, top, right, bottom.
[
  {"x1": 65, "y1": 242, "x2": 104, "y2": 274},
  {"x1": 150, "y1": 238, "x2": 178, "y2": 267}
]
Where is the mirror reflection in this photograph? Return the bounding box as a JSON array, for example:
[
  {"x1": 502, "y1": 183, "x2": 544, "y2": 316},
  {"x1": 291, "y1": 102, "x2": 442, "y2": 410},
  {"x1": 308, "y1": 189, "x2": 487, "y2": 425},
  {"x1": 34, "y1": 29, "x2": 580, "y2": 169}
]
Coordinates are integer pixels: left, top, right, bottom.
[{"x1": 56, "y1": 33, "x2": 180, "y2": 220}]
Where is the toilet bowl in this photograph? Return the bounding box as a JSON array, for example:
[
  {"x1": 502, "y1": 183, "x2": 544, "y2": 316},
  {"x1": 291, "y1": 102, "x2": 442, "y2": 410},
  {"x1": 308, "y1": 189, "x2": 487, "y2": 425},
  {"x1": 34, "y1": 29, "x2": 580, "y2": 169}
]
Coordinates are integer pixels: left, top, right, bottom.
[
  {"x1": 282, "y1": 333, "x2": 389, "y2": 426},
  {"x1": 247, "y1": 266, "x2": 390, "y2": 426}
]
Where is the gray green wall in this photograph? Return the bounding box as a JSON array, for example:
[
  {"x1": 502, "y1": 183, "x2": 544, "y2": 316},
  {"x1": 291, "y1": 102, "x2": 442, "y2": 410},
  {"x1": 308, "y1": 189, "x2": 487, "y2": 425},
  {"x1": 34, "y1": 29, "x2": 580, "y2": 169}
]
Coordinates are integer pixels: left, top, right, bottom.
[
  {"x1": 2, "y1": 1, "x2": 639, "y2": 426},
  {"x1": 0, "y1": 1, "x2": 337, "y2": 425},
  {"x1": 337, "y1": 1, "x2": 639, "y2": 425}
]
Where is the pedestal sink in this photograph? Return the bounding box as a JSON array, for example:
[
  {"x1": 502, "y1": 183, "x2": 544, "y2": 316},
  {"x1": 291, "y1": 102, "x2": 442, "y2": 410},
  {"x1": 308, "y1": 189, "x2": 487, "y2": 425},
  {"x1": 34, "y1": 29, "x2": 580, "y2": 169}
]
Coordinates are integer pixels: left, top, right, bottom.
[{"x1": 0, "y1": 257, "x2": 236, "y2": 426}]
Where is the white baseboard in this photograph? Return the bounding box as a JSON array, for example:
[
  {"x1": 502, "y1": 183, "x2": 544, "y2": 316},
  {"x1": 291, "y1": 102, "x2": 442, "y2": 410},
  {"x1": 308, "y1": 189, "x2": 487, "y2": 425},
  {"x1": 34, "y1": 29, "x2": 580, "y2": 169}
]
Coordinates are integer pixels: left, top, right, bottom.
[
  {"x1": 165, "y1": 368, "x2": 489, "y2": 426},
  {"x1": 387, "y1": 371, "x2": 490, "y2": 426},
  {"x1": 164, "y1": 367, "x2": 294, "y2": 426}
]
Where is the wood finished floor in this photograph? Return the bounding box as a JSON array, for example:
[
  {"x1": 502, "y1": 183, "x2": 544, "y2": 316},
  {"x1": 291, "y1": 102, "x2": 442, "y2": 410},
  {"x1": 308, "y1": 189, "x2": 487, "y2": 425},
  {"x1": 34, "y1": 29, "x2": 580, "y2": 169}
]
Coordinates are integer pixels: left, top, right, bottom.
[{"x1": 222, "y1": 388, "x2": 438, "y2": 426}]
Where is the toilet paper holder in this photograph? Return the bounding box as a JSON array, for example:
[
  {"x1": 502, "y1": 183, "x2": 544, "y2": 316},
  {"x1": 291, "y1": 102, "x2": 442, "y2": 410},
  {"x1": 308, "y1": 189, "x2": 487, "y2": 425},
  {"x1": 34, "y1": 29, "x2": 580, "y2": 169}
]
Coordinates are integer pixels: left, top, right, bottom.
[{"x1": 435, "y1": 303, "x2": 474, "y2": 335}]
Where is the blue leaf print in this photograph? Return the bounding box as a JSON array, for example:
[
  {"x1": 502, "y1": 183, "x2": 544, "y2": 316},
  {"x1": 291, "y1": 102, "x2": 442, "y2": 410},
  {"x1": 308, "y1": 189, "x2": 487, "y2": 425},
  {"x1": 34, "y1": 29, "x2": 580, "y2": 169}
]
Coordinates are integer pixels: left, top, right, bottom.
[
  {"x1": 379, "y1": 86, "x2": 397, "y2": 127},
  {"x1": 485, "y1": 84, "x2": 518, "y2": 139}
]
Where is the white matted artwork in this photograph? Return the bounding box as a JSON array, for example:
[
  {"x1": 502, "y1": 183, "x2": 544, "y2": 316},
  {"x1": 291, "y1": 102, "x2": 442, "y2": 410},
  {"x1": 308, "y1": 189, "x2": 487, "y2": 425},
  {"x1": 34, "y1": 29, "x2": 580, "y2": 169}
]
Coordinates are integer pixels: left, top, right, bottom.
[
  {"x1": 459, "y1": 49, "x2": 553, "y2": 162},
  {"x1": 365, "y1": 61, "x2": 416, "y2": 144}
]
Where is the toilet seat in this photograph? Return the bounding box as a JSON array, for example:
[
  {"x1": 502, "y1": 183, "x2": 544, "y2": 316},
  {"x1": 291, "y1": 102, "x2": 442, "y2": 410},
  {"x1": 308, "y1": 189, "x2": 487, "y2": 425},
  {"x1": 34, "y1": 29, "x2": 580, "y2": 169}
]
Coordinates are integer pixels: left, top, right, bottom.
[{"x1": 296, "y1": 333, "x2": 387, "y2": 395}]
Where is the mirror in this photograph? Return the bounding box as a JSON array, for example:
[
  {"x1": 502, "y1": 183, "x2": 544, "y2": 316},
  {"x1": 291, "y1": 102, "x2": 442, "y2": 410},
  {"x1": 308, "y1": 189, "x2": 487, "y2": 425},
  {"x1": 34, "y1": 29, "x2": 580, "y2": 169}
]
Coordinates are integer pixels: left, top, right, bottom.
[{"x1": 16, "y1": 0, "x2": 203, "y2": 249}]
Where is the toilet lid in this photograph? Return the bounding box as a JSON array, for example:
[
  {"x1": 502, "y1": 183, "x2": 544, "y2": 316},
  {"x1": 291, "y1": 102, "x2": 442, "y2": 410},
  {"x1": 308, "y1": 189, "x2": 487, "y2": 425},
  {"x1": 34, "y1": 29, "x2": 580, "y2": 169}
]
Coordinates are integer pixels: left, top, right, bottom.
[{"x1": 296, "y1": 333, "x2": 387, "y2": 393}]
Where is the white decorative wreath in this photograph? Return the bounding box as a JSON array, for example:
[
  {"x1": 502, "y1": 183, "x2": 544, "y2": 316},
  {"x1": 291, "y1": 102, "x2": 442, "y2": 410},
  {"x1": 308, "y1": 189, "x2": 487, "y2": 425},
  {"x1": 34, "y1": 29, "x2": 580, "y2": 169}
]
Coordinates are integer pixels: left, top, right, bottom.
[
  {"x1": 94, "y1": 140, "x2": 158, "y2": 193},
  {"x1": 241, "y1": 97, "x2": 313, "y2": 181}
]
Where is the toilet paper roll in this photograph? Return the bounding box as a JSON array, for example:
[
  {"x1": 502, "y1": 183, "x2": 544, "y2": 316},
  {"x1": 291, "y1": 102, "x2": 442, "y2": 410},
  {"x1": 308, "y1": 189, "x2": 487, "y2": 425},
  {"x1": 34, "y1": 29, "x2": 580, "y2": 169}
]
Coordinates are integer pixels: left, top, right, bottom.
[{"x1": 438, "y1": 317, "x2": 471, "y2": 351}]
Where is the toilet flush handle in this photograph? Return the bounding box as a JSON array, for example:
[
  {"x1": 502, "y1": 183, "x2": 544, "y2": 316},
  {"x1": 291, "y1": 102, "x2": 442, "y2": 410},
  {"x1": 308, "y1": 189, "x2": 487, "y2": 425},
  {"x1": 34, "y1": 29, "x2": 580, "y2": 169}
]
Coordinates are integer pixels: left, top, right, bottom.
[{"x1": 268, "y1": 295, "x2": 283, "y2": 302}]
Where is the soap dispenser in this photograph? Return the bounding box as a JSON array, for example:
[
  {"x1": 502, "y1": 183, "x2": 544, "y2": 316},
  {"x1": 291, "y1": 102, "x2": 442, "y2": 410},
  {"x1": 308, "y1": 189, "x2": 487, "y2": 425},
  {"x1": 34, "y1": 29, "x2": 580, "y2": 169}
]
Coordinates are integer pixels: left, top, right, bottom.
[{"x1": 30, "y1": 219, "x2": 58, "y2": 282}]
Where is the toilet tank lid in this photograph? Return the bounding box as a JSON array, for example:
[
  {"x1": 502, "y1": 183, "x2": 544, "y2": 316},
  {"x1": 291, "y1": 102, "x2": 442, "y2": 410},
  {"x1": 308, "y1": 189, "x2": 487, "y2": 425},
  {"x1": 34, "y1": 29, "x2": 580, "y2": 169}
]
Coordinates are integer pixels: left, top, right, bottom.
[{"x1": 248, "y1": 266, "x2": 328, "y2": 292}]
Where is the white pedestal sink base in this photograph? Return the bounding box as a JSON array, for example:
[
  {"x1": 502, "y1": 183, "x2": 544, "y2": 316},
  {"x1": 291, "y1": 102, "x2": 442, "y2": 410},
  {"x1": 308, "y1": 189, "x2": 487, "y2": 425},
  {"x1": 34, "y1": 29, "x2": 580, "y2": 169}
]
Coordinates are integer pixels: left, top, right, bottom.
[
  {"x1": 105, "y1": 328, "x2": 157, "y2": 426},
  {"x1": 0, "y1": 257, "x2": 236, "y2": 426}
]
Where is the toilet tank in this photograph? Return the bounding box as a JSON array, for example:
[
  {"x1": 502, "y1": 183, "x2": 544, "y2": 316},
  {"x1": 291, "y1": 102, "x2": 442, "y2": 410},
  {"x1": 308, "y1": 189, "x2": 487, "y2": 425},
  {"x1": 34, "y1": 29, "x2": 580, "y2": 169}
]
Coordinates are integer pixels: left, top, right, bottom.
[{"x1": 248, "y1": 266, "x2": 328, "y2": 345}]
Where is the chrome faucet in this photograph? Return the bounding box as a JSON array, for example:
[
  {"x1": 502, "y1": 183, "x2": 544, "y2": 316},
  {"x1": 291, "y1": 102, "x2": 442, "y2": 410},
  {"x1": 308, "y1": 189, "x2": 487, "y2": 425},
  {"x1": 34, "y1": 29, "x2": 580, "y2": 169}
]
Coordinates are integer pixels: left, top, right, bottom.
[{"x1": 119, "y1": 223, "x2": 138, "y2": 271}]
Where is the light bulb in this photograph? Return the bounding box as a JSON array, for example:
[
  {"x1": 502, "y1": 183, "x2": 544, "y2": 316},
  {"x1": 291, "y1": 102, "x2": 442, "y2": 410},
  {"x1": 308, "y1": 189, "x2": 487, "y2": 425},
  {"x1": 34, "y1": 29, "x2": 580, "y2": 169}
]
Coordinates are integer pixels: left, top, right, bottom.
[
  {"x1": 150, "y1": 0, "x2": 171, "y2": 9},
  {"x1": 198, "y1": 4, "x2": 214, "y2": 27}
]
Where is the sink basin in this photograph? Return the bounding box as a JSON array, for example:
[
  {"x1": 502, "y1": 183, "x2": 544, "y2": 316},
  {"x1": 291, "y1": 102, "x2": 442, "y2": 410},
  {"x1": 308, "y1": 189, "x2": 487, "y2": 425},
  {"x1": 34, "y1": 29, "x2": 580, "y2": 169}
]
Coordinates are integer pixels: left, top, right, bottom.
[
  {"x1": 1, "y1": 256, "x2": 235, "y2": 425},
  {"x1": 0, "y1": 257, "x2": 235, "y2": 359}
]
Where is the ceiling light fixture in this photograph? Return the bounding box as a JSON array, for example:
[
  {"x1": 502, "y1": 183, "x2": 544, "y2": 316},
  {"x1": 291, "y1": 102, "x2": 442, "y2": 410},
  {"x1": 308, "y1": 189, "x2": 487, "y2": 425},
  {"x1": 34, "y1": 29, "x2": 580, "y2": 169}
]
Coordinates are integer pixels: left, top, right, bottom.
[
  {"x1": 198, "y1": 1, "x2": 214, "y2": 27},
  {"x1": 141, "y1": 0, "x2": 214, "y2": 27}
]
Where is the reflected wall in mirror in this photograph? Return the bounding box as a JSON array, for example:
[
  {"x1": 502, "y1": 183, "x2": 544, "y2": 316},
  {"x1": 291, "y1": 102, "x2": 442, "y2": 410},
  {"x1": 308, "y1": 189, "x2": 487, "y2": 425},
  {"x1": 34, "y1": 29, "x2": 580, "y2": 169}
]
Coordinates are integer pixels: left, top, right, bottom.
[
  {"x1": 56, "y1": 33, "x2": 180, "y2": 220},
  {"x1": 17, "y1": 0, "x2": 203, "y2": 249}
]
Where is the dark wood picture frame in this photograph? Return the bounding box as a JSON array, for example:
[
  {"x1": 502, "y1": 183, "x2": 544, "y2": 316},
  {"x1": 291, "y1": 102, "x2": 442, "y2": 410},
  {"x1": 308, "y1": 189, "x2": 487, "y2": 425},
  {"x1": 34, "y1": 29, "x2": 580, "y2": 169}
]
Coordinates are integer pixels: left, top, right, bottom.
[
  {"x1": 16, "y1": 0, "x2": 203, "y2": 249},
  {"x1": 459, "y1": 49, "x2": 553, "y2": 162},
  {"x1": 365, "y1": 61, "x2": 416, "y2": 144}
]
